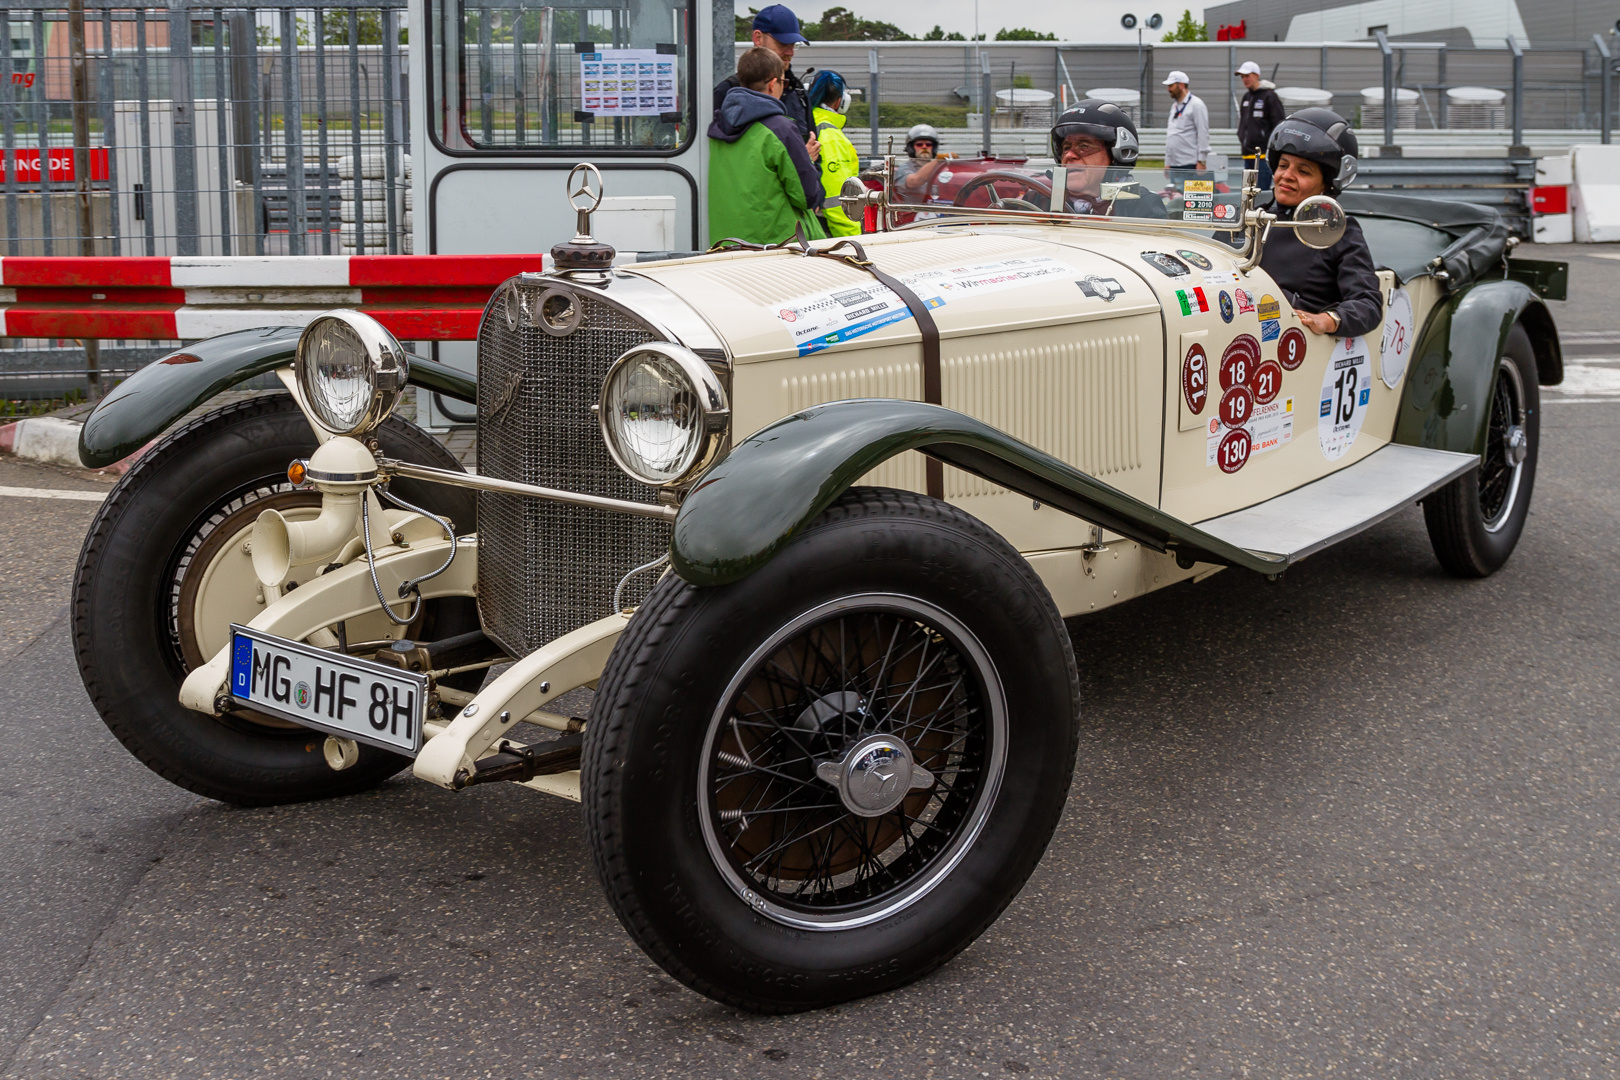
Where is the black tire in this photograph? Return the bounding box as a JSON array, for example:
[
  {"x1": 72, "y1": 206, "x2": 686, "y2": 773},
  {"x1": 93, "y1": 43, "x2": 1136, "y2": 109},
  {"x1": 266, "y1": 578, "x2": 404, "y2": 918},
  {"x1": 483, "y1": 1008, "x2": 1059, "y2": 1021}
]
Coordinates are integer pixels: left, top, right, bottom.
[
  {"x1": 72, "y1": 394, "x2": 478, "y2": 806},
  {"x1": 582, "y1": 487, "x2": 1080, "y2": 1013},
  {"x1": 1423, "y1": 321, "x2": 1540, "y2": 577}
]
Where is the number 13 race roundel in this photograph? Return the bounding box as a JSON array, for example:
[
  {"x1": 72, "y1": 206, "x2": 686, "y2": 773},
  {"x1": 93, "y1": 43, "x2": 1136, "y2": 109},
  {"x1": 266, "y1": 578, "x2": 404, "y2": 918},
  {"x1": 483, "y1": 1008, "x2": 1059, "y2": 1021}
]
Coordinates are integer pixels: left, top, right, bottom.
[{"x1": 1318, "y1": 336, "x2": 1372, "y2": 461}]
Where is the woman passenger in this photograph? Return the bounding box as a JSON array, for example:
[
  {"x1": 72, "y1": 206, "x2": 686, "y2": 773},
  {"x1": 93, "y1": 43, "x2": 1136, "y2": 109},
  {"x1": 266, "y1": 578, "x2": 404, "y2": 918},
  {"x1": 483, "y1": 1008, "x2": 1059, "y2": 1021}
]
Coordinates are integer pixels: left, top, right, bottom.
[{"x1": 1259, "y1": 108, "x2": 1382, "y2": 337}]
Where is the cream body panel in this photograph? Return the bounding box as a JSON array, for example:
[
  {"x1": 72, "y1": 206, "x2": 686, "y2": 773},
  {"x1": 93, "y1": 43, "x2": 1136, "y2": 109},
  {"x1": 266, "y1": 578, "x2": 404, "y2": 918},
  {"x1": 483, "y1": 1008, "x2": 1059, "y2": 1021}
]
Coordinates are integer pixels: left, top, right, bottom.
[
  {"x1": 636, "y1": 227, "x2": 1166, "y2": 556},
  {"x1": 1027, "y1": 542, "x2": 1212, "y2": 620},
  {"x1": 730, "y1": 314, "x2": 1165, "y2": 553}
]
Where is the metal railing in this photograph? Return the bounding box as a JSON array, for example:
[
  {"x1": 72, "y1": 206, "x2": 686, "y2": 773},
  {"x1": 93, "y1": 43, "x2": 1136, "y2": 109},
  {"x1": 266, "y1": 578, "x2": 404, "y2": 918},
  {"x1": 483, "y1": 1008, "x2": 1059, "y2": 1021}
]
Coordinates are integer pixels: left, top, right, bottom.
[{"x1": 769, "y1": 39, "x2": 1620, "y2": 147}]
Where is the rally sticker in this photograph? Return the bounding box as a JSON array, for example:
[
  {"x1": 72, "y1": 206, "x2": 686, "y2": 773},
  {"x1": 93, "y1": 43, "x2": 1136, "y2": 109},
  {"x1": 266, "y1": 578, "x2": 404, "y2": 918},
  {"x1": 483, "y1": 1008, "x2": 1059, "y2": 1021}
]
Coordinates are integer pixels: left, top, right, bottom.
[
  {"x1": 1381, "y1": 286, "x2": 1414, "y2": 388},
  {"x1": 1077, "y1": 275, "x2": 1127, "y2": 302},
  {"x1": 1182, "y1": 180, "x2": 1214, "y2": 222},
  {"x1": 1251, "y1": 358, "x2": 1283, "y2": 404},
  {"x1": 1234, "y1": 287, "x2": 1256, "y2": 315},
  {"x1": 1212, "y1": 202, "x2": 1238, "y2": 223},
  {"x1": 1318, "y1": 336, "x2": 1372, "y2": 461},
  {"x1": 1258, "y1": 293, "x2": 1281, "y2": 342},
  {"x1": 1201, "y1": 271, "x2": 1238, "y2": 287},
  {"x1": 1141, "y1": 251, "x2": 1190, "y2": 278},
  {"x1": 1207, "y1": 397, "x2": 1296, "y2": 470},
  {"x1": 1219, "y1": 383, "x2": 1255, "y2": 429},
  {"x1": 1182, "y1": 344, "x2": 1210, "y2": 414},
  {"x1": 1176, "y1": 248, "x2": 1213, "y2": 271},
  {"x1": 1277, "y1": 325, "x2": 1308, "y2": 370},
  {"x1": 1175, "y1": 287, "x2": 1210, "y2": 315},
  {"x1": 1219, "y1": 334, "x2": 1261, "y2": 390},
  {"x1": 775, "y1": 256, "x2": 1072, "y2": 355},
  {"x1": 1218, "y1": 291, "x2": 1234, "y2": 323}
]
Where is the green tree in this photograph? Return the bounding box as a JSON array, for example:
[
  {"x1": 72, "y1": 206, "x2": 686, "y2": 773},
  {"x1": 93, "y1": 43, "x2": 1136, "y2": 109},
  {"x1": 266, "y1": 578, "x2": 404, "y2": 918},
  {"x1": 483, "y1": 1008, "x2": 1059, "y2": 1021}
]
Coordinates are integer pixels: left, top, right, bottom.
[
  {"x1": 806, "y1": 6, "x2": 914, "y2": 41},
  {"x1": 994, "y1": 27, "x2": 1056, "y2": 41},
  {"x1": 1160, "y1": 9, "x2": 1208, "y2": 41},
  {"x1": 735, "y1": 7, "x2": 756, "y2": 41}
]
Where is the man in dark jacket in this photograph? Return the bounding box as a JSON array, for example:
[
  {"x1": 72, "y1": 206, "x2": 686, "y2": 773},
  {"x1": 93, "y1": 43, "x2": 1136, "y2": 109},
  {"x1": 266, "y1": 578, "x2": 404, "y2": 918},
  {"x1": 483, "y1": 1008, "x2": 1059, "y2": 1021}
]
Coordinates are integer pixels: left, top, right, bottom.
[
  {"x1": 1235, "y1": 61, "x2": 1285, "y2": 188},
  {"x1": 712, "y1": 5, "x2": 817, "y2": 162},
  {"x1": 707, "y1": 47, "x2": 826, "y2": 245}
]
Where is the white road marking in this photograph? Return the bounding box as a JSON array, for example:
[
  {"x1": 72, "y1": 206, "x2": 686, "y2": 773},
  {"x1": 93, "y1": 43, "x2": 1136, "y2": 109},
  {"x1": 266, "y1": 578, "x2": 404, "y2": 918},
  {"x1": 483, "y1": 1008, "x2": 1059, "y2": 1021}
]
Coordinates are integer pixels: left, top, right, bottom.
[
  {"x1": 0, "y1": 484, "x2": 106, "y2": 502},
  {"x1": 1544, "y1": 359, "x2": 1620, "y2": 403}
]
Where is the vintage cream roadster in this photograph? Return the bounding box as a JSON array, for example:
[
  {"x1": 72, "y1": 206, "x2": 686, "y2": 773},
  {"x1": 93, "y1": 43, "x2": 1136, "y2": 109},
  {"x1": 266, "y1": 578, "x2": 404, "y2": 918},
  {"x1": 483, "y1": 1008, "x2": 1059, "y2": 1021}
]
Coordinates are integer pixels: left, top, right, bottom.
[{"x1": 73, "y1": 165, "x2": 1565, "y2": 1012}]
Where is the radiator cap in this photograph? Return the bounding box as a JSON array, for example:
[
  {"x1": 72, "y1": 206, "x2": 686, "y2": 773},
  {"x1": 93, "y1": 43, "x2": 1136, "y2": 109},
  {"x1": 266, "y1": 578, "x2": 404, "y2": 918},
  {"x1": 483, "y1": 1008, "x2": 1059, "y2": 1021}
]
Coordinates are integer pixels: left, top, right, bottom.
[{"x1": 551, "y1": 162, "x2": 616, "y2": 272}]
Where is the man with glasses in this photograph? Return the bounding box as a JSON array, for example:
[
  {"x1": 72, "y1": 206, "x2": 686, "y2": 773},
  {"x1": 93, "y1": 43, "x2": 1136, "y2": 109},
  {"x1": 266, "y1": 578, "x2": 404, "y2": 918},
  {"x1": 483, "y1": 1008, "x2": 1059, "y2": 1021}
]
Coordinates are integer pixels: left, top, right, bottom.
[
  {"x1": 1047, "y1": 100, "x2": 1166, "y2": 218},
  {"x1": 892, "y1": 124, "x2": 950, "y2": 205}
]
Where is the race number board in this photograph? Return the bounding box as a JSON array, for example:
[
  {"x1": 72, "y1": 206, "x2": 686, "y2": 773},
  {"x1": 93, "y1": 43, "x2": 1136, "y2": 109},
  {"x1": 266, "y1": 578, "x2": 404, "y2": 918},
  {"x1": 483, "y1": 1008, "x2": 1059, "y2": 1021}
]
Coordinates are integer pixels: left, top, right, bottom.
[{"x1": 1318, "y1": 336, "x2": 1372, "y2": 461}]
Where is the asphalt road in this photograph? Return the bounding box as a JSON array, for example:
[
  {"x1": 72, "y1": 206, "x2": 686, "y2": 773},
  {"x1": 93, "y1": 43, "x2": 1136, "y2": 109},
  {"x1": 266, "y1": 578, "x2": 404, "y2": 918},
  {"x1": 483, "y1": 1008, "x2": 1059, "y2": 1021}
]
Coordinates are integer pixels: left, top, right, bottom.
[{"x1": 3, "y1": 326, "x2": 1619, "y2": 1076}]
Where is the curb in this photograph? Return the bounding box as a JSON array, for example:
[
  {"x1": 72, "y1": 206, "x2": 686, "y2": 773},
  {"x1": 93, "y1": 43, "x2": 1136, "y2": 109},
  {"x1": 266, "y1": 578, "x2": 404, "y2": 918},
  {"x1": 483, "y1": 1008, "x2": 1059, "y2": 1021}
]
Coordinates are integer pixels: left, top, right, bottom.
[{"x1": 0, "y1": 415, "x2": 149, "y2": 474}]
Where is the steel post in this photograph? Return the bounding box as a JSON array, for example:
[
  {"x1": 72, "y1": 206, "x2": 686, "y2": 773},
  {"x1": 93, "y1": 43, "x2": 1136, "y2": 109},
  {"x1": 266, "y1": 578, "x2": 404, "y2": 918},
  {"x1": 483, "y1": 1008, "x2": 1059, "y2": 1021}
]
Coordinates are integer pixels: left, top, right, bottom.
[
  {"x1": 381, "y1": 6, "x2": 398, "y2": 252},
  {"x1": 314, "y1": 6, "x2": 330, "y2": 253},
  {"x1": 68, "y1": 0, "x2": 97, "y2": 393},
  {"x1": 280, "y1": 6, "x2": 305, "y2": 254},
  {"x1": 32, "y1": 11, "x2": 52, "y2": 254},
  {"x1": 1596, "y1": 34, "x2": 1612, "y2": 145},
  {"x1": 99, "y1": 8, "x2": 121, "y2": 254},
  {"x1": 348, "y1": 8, "x2": 364, "y2": 254},
  {"x1": 1375, "y1": 30, "x2": 1396, "y2": 155},
  {"x1": 213, "y1": 8, "x2": 233, "y2": 254},
  {"x1": 1508, "y1": 34, "x2": 1526, "y2": 155},
  {"x1": 1, "y1": 10, "x2": 20, "y2": 256},
  {"x1": 868, "y1": 48, "x2": 877, "y2": 160},
  {"x1": 168, "y1": 0, "x2": 200, "y2": 255},
  {"x1": 135, "y1": 9, "x2": 156, "y2": 255},
  {"x1": 980, "y1": 52, "x2": 991, "y2": 157}
]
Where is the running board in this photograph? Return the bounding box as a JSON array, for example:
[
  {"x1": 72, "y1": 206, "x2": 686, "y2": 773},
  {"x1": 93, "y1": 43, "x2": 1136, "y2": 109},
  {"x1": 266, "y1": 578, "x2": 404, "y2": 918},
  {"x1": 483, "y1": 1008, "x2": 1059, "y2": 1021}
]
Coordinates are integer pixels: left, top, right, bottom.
[{"x1": 1195, "y1": 444, "x2": 1478, "y2": 564}]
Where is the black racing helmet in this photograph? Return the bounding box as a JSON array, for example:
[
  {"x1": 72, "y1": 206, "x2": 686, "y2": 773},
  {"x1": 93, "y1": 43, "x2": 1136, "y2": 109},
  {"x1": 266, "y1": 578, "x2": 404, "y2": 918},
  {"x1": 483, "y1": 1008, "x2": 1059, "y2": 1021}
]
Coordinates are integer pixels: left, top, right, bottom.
[
  {"x1": 1266, "y1": 107, "x2": 1359, "y2": 195},
  {"x1": 1050, "y1": 99, "x2": 1140, "y2": 166}
]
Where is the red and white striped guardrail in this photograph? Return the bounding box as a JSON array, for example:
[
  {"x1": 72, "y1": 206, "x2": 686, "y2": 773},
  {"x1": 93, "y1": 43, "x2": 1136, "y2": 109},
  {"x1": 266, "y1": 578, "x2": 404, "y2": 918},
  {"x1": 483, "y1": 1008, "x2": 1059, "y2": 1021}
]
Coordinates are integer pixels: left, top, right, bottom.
[{"x1": 0, "y1": 254, "x2": 546, "y2": 341}]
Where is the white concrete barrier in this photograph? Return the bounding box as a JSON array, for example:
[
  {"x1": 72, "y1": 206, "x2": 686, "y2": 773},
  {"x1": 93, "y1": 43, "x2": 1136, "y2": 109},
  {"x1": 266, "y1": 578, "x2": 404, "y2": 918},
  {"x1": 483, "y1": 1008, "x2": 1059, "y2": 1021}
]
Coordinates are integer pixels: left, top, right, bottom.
[{"x1": 1570, "y1": 145, "x2": 1620, "y2": 243}]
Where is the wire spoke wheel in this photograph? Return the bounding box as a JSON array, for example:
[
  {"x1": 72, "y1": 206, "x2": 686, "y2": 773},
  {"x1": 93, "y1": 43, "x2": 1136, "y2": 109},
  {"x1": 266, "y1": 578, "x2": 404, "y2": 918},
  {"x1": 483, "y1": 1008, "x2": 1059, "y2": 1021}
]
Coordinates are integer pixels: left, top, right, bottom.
[
  {"x1": 698, "y1": 594, "x2": 1007, "y2": 931},
  {"x1": 1479, "y1": 359, "x2": 1528, "y2": 532}
]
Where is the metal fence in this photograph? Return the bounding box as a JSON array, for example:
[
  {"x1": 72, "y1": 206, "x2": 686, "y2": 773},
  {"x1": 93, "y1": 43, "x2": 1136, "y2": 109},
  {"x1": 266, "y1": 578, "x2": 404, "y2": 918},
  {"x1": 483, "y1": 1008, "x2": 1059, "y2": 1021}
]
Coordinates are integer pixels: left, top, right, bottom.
[
  {"x1": 0, "y1": 0, "x2": 409, "y2": 259},
  {"x1": 783, "y1": 39, "x2": 1620, "y2": 156}
]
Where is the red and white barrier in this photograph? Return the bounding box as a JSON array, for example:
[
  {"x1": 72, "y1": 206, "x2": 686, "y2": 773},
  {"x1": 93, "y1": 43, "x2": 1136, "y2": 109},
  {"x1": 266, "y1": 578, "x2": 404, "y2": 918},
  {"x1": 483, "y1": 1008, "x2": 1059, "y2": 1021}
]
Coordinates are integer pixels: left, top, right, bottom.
[
  {"x1": 0, "y1": 254, "x2": 546, "y2": 341},
  {"x1": 1532, "y1": 153, "x2": 1574, "y2": 244}
]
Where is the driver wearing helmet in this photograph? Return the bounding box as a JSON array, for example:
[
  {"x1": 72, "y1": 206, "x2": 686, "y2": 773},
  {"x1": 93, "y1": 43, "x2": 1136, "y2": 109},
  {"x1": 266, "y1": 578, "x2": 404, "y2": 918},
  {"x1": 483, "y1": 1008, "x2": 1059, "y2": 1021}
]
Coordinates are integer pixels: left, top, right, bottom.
[
  {"x1": 1048, "y1": 100, "x2": 1166, "y2": 219},
  {"x1": 892, "y1": 124, "x2": 950, "y2": 204},
  {"x1": 1259, "y1": 108, "x2": 1382, "y2": 337}
]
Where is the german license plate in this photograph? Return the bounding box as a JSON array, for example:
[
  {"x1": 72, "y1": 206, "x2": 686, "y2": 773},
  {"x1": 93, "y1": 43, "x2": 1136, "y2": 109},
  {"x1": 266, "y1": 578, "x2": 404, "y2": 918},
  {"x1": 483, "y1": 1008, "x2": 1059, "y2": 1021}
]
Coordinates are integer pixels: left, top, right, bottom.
[{"x1": 228, "y1": 625, "x2": 428, "y2": 754}]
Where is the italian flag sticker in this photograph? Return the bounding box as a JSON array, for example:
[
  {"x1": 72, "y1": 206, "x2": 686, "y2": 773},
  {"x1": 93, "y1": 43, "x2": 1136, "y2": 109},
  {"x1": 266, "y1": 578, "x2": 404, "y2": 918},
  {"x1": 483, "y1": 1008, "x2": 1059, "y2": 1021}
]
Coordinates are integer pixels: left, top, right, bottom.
[{"x1": 1176, "y1": 288, "x2": 1210, "y2": 316}]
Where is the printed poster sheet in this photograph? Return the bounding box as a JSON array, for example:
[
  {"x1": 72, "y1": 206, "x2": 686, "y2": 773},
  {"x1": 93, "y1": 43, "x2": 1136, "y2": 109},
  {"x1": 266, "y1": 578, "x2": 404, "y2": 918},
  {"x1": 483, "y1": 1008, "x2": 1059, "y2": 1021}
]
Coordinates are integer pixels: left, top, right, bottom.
[
  {"x1": 580, "y1": 49, "x2": 676, "y2": 117},
  {"x1": 775, "y1": 256, "x2": 1078, "y2": 356}
]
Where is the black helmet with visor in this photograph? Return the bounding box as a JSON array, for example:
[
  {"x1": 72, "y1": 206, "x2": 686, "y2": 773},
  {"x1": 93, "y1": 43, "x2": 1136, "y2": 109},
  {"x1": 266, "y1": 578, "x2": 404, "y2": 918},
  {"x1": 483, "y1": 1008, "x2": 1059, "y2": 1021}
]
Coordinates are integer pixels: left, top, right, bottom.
[
  {"x1": 1049, "y1": 99, "x2": 1140, "y2": 166},
  {"x1": 1266, "y1": 107, "x2": 1359, "y2": 195}
]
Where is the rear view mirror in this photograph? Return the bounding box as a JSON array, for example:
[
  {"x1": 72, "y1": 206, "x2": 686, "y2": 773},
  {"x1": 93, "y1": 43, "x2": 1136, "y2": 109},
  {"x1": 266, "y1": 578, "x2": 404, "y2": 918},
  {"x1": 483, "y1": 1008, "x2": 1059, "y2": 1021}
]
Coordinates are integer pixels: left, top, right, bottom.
[{"x1": 1293, "y1": 195, "x2": 1347, "y2": 249}]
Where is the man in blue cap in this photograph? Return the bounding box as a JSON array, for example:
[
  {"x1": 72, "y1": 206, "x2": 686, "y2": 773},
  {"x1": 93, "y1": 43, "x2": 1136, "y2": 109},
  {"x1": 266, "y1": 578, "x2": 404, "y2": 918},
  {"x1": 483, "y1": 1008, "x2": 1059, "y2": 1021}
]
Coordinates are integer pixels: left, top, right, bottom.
[{"x1": 713, "y1": 4, "x2": 818, "y2": 162}]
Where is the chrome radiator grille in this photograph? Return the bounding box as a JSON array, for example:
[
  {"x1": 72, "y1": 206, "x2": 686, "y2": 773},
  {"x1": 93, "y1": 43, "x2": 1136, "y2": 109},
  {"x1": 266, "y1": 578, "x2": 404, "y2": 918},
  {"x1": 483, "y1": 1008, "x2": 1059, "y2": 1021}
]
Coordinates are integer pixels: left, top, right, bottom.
[{"x1": 476, "y1": 279, "x2": 670, "y2": 657}]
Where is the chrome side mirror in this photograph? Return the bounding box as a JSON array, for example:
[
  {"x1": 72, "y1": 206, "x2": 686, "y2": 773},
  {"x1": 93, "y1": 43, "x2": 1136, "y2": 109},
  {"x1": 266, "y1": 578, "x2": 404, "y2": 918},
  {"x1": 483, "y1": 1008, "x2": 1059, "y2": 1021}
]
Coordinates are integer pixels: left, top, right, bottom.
[{"x1": 1293, "y1": 195, "x2": 1347, "y2": 250}]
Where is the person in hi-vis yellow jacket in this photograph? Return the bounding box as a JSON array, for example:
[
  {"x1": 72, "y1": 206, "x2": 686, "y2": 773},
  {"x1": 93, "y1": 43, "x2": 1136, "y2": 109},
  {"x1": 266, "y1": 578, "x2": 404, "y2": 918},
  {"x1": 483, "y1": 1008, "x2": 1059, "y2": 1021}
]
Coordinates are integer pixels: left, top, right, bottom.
[{"x1": 809, "y1": 70, "x2": 861, "y2": 236}]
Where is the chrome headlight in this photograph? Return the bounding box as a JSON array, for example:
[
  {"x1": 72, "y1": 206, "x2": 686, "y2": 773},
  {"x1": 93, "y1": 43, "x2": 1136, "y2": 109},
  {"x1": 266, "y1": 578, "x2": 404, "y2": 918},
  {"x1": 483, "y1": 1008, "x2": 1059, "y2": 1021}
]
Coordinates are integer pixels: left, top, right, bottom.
[
  {"x1": 599, "y1": 342, "x2": 729, "y2": 487},
  {"x1": 295, "y1": 311, "x2": 408, "y2": 436}
]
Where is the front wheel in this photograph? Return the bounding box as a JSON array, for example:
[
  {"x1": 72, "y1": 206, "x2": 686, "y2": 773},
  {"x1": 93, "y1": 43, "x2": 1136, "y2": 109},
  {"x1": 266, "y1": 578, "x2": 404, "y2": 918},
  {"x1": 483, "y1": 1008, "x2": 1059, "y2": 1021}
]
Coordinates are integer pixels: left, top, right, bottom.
[
  {"x1": 582, "y1": 488, "x2": 1080, "y2": 1012},
  {"x1": 72, "y1": 394, "x2": 478, "y2": 805},
  {"x1": 1423, "y1": 321, "x2": 1540, "y2": 577}
]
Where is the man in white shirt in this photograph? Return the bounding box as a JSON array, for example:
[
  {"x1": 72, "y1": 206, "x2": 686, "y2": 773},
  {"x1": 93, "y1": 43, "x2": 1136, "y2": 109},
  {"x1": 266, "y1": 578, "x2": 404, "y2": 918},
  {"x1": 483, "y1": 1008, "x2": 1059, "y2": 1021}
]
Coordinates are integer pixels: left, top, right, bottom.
[{"x1": 1162, "y1": 70, "x2": 1209, "y2": 179}]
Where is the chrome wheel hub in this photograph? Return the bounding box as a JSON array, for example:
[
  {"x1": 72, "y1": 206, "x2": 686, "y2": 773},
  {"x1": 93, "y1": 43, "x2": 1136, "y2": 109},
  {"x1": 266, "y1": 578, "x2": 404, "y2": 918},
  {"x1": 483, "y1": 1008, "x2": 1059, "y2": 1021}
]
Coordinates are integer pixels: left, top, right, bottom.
[
  {"x1": 1504, "y1": 424, "x2": 1528, "y2": 467},
  {"x1": 816, "y1": 733, "x2": 936, "y2": 817}
]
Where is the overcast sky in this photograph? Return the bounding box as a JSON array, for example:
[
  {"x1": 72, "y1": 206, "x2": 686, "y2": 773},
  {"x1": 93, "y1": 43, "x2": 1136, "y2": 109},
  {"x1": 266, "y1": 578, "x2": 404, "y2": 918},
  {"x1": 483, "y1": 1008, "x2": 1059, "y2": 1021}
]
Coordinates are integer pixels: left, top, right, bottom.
[{"x1": 739, "y1": 1, "x2": 1214, "y2": 44}]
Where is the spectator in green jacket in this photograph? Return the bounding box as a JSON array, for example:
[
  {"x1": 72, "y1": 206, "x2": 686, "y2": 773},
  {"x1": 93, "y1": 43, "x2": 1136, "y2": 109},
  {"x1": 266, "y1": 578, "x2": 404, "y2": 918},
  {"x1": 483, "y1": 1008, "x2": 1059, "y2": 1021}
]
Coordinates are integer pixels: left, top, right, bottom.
[
  {"x1": 809, "y1": 70, "x2": 861, "y2": 236},
  {"x1": 707, "y1": 47, "x2": 827, "y2": 246}
]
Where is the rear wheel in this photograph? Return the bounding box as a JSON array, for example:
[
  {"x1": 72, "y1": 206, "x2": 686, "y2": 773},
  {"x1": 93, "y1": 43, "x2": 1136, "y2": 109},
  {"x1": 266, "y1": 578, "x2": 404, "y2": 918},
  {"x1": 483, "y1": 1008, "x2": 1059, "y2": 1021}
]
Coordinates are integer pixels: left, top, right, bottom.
[
  {"x1": 1423, "y1": 322, "x2": 1540, "y2": 577},
  {"x1": 72, "y1": 394, "x2": 478, "y2": 805},
  {"x1": 582, "y1": 488, "x2": 1080, "y2": 1012}
]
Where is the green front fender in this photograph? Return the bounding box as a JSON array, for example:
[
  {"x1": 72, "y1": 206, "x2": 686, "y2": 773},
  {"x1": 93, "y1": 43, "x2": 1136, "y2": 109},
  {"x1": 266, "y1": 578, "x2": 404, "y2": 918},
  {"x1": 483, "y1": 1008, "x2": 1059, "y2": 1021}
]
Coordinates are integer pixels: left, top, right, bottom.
[
  {"x1": 669, "y1": 400, "x2": 1288, "y2": 587},
  {"x1": 78, "y1": 326, "x2": 479, "y2": 469},
  {"x1": 1394, "y1": 279, "x2": 1559, "y2": 457}
]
